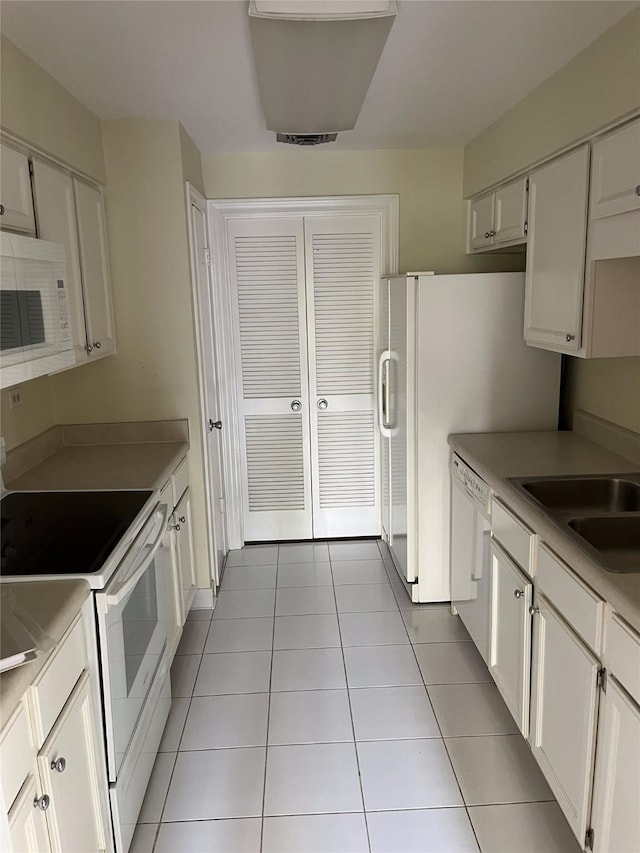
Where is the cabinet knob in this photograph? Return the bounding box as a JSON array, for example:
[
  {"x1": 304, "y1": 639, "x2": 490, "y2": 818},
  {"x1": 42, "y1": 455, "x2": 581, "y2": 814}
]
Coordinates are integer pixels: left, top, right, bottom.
[
  {"x1": 208, "y1": 419, "x2": 222, "y2": 431},
  {"x1": 33, "y1": 794, "x2": 50, "y2": 811},
  {"x1": 529, "y1": 605, "x2": 540, "y2": 616},
  {"x1": 635, "y1": 185, "x2": 640, "y2": 197},
  {"x1": 0, "y1": 204, "x2": 5, "y2": 215},
  {"x1": 178, "y1": 516, "x2": 186, "y2": 524},
  {"x1": 565, "y1": 334, "x2": 576, "y2": 343},
  {"x1": 317, "y1": 399, "x2": 328, "y2": 410},
  {"x1": 51, "y1": 757, "x2": 66, "y2": 773},
  {"x1": 484, "y1": 232, "x2": 490, "y2": 239},
  {"x1": 93, "y1": 341, "x2": 101, "y2": 350},
  {"x1": 489, "y1": 230, "x2": 496, "y2": 237},
  {"x1": 513, "y1": 589, "x2": 525, "y2": 599},
  {"x1": 85, "y1": 343, "x2": 93, "y2": 353},
  {"x1": 291, "y1": 400, "x2": 302, "y2": 412},
  {"x1": 171, "y1": 522, "x2": 181, "y2": 532}
]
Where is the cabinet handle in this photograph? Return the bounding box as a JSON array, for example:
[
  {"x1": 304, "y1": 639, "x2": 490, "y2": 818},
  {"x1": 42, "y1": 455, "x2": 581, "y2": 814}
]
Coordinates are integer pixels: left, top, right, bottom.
[
  {"x1": 565, "y1": 334, "x2": 575, "y2": 343},
  {"x1": 93, "y1": 341, "x2": 101, "y2": 350},
  {"x1": 178, "y1": 516, "x2": 186, "y2": 524},
  {"x1": 635, "y1": 185, "x2": 640, "y2": 196},
  {"x1": 529, "y1": 605, "x2": 540, "y2": 616},
  {"x1": 0, "y1": 204, "x2": 5, "y2": 215},
  {"x1": 513, "y1": 589, "x2": 525, "y2": 599},
  {"x1": 51, "y1": 757, "x2": 67, "y2": 773},
  {"x1": 33, "y1": 794, "x2": 50, "y2": 811}
]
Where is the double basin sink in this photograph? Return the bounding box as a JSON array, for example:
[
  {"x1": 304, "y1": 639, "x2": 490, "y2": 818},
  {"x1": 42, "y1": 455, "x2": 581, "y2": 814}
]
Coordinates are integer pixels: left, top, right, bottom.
[{"x1": 508, "y1": 473, "x2": 640, "y2": 574}]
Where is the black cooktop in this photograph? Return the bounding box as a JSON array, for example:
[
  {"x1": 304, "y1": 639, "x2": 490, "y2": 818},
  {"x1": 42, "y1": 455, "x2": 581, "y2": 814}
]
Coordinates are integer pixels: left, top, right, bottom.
[{"x1": 1, "y1": 491, "x2": 153, "y2": 577}]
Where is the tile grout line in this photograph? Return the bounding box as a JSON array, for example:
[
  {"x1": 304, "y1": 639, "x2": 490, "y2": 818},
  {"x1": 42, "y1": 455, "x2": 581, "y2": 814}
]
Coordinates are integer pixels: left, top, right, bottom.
[
  {"x1": 259, "y1": 544, "x2": 279, "y2": 852},
  {"x1": 329, "y1": 552, "x2": 372, "y2": 853}
]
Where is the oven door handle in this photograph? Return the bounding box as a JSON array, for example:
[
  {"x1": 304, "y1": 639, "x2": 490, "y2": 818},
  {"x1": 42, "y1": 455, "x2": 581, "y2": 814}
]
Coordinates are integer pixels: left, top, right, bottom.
[{"x1": 105, "y1": 504, "x2": 169, "y2": 607}]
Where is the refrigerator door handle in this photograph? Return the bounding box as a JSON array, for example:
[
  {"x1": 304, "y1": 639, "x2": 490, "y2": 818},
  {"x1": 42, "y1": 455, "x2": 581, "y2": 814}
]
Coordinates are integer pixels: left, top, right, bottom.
[{"x1": 378, "y1": 350, "x2": 392, "y2": 437}]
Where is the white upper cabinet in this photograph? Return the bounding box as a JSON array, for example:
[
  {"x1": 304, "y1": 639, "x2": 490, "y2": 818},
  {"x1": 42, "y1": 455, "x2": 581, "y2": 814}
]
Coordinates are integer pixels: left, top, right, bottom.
[
  {"x1": 31, "y1": 160, "x2": 87, "y2": 359},
  {"x1": 524, "y1": 145, "x2": 589, "y2": 353},
  {"x1": 590, "y1": 119, "x2": 640, "y2": 219},
  {"x1": 0, "y1": 145, "x2": 36, "y2": 234},
  {"x1": 469, "y1": 193, "x2": 495, "y2": 250},
  {"x1": 73, "y1": 180, "x2": 115, "y2": 358},
  {"x1": 468, "y1": 177, "x2": 527, "y2": 252}
]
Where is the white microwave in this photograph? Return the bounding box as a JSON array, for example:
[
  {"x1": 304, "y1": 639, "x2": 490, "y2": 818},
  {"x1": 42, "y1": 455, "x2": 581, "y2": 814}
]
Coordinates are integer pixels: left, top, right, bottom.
[{"x1": 0, "y1": 232, "x2": 75, "y2": 388}]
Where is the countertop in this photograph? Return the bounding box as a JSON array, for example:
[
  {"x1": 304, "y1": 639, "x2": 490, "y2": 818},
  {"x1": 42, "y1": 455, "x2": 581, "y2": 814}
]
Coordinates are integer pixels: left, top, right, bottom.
[
  {"x1": 449, "y1": 430, "x2": 640, "y2": 632},
  {"x1": 5, "y1": 440, "x2": 188, "y2": 492},
  {"x1": 0, "y1": 580, "x2": 91, "y2": 723}
]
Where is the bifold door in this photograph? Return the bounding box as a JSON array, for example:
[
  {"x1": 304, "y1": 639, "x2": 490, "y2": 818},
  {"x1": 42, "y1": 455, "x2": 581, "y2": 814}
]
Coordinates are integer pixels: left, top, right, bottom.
[{"x1": 228, "y1": 213, "x2": 381, "y2": 541}]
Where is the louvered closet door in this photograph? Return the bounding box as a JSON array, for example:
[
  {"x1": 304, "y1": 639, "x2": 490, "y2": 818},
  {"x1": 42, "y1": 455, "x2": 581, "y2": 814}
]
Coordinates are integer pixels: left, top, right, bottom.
[
  {"x1": 228, "y1": 218, "x2": 313, "y2": 541},
  {"x1": 305, "y1": 215, "x2": 381, "y2": 538}
]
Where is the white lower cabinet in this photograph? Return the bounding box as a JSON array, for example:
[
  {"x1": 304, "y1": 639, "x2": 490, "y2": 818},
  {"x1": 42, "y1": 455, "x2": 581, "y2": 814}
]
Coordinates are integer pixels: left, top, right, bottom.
[
  {"x1": 529, "y1": 594, "x2": 600, "y2": 844},
  {"x1": 8, "y1": 775, "x2": 50, "y2": 853},
  {"x1": 590, "y1": 678, "x2": 640, "y2": 853},
  {"x1": 489, "y1": 542, "x2": 533, "y2": 736},
  {"x1": 175, "y1": 488, "x2": 197, "y2": 617},
  {"x1": 37, "y1": 671, "x2": 110, "y2": 853}
]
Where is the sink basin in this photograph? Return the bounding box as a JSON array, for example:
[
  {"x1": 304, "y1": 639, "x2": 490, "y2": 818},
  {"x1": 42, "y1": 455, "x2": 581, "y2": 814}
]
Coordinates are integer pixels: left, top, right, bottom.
[
  {"x1": 568, "y1": 517, "x2": 640, "y2": 573},
  {"x1": 519, "y1": 476, "x2": 640, "y2": 513}
]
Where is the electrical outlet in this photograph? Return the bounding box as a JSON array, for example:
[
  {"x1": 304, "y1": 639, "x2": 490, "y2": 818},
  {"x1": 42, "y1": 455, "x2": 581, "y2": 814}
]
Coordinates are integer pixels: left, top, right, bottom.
[{"x1": 9, "y1": 388, "x2": 22, "y2": 409}]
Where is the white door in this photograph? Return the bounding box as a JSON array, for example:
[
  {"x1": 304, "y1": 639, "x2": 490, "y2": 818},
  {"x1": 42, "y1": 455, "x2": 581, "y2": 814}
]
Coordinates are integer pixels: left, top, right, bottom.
[
  {"x1": 388, "y1": 275, "x2": 410, "y2": 579},
  {"x1": 524, "y1": 146, "x2": 589, "y2": 353},
  {"x1": 590, "y1": 119, "x2": 640, "y2": 219},
  {"x1": 590, "y1": 677, "x2": 640, "y2": 853},
  {"x1": 31, "y1": 160, "x2": 87, "y2": 360},
  {"x1": 469, "y1": 193, "x2": 494, "y2": 249},
  {"x1": 494, "y1": 178, "x2": 528, "y2": 245},
  {"x1": 229, "y1": 217, "x2": 313, "y2": 541},
  {"x1": 73, "y1": 179, "x2": 115, "y2": 357},
  {"x1": 530, "y1": 594, "x2": 599, "y2": 844},
  {"x1": 0, "y1": 145, "x2": 36, "y2": 233},
  {"x1": 8, "y1": 775, "x2": 50, "y2": 853},
  {"x1": 489, "y1": 542, "x2": 533, "y2": 735},
  {"x1": 37, "y1": 671, "x2": 110, "y2": 853},
  {"x1": 191, "y1": 201, "x2": 227, "y2": 579},
  {"x1": 305, "y1": 215, "x2": 381, "y2": 538}
]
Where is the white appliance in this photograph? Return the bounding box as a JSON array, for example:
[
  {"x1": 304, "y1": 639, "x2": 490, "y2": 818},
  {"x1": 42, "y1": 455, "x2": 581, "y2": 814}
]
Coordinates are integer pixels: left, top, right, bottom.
[
  {"x1": 450, "y1": 454, "x2": 492, "y2": 661},
  {"x1": 378, "y1": 272, "x2": 561, "y2": 603},
  {"x1": 0, "y1": 232, "x2": 75, "y2": 388}
]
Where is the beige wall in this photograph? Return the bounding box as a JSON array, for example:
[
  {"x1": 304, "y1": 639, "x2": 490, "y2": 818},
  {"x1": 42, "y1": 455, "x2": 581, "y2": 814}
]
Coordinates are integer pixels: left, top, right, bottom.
[
  {"x1": 0, "y1": 36, "x2": 107, "y2": 450},
  {"x1": 203, "y1": 148, "x2": 524, "y2": 275},
  {"x1": 47, "y1": 119, "x2": 210, "y2": 586},
  {"x1": 1, "y1": 36, "x2": 105, "y2": 182},
  {"x1": 463, "y1": 9, "x2": 640, "y2": 198},
  {"x1": 463, "y1": 8, "x2": 640, "y2": 437}
]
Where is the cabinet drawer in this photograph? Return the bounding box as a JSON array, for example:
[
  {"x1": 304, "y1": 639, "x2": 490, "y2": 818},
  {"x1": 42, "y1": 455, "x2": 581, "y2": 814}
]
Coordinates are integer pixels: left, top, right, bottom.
[
  {"x1": 607, "y1": 613, "x2": 640, "y2": 706},
  {"x1": 491, "y1": 498, "x2": 535, "y2": 574},
  {"x1": 172, "y1": 457, "x2": 189, "y2": 508},
  {"x1": 28, "y1": 615, "x2": 87, "y2": 746},
  {"x1": 0, "y1": 702, "x2": 33, "y2": 810},
  {"x1": 537, "y1": 544, "x2": 604, "y2": 654}
]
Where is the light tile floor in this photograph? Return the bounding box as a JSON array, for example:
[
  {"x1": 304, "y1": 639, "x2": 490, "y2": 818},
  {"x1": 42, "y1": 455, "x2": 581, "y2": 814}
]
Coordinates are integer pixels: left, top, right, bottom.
[{"x1": 131, "y1": 540, "x2": 581, "y2": 853}]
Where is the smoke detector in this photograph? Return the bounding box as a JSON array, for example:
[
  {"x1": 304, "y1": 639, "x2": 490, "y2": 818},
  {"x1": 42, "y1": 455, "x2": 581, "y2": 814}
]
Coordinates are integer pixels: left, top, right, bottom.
[{"x1": 249, "y1": 1, "x2": 397, "y2": 141}]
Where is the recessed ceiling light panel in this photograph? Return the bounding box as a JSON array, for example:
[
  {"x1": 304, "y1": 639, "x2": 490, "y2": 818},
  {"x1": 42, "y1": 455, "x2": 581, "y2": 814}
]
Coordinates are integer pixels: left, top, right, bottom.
[{"x1": 249, "y1": 0, "x2": 397, "y2": 135}]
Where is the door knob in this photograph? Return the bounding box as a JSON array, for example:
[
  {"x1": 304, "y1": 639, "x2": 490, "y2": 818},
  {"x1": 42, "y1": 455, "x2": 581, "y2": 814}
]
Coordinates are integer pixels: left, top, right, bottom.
[
  {"x1": 291, "y1": 400, "x2": 302, "y2": 412},
  {"x1": 208, "y1": 419, "x2": 222, "y2": 431},
  {"x1": 317, "y1": 399, "x2": 328, "y2": 410}
]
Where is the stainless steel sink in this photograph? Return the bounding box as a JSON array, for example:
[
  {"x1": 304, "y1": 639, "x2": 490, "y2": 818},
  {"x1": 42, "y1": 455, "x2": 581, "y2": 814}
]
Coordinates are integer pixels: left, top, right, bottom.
[
  {"x1": 568, "y1": 517, "x2": 640, "y2": 574},
  {"x1": 508, "y1": 473, "x2": 640, "y2": 574},
  {"x1": 518, "y1": 475, "x2": 640, "y2": 513}
]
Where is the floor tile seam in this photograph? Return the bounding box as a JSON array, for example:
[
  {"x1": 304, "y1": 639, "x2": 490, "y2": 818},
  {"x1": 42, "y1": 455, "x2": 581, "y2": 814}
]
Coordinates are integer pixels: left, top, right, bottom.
[
  {"x1": 260, "y1": 562, "x2": 279, "y2": 850},
  {"x1": 330, "y1": 572, "x2": 371, "y2": 850}
]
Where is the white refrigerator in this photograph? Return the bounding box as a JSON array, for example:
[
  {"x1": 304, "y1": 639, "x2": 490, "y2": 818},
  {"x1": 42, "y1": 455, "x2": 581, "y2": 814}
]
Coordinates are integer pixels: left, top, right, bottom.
[{"x1": 378, "y1": 273, "x2": 561, "y2": 603}]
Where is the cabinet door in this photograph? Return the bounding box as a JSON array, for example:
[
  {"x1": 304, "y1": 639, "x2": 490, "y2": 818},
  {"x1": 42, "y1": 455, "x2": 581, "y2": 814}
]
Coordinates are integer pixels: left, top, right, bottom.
[
  {"x1": 494, "y1": 178, "x2": 528, "y2": 245},
  {"x1": 0, "y1": 145, "x2": 36, "y2": 233},
  {"x1": 590, "y1": 678, "x2": 640, "y2": 853},
  {"x1": 31, "y1": 160, "x2": 88, "y2": 359},
  {"x1": 530, "y1": 595, "x2": 599, "y2": 844},
  {"x1": 524, "y1": 145, "x2": 589, "y2": 353},
  {"x1": 37, "y1": 671, "x2": 110, "y2": 853},
  {"x1": 73, "y1": 180, "x2": 115, "y2": 358},
  {"x1": 489, "y1": 542, "x2": 532, "y2": 735},
  {"x1": 163, "y1": 520, "x2": 183, "y2": 663},
  {"x1": 590, "y1": 120, "x2": 640, "y2": 219},
  {"x1": 8, "y1": 774, "x2": 51, "y2": 853},
  {"x1": 469, "y1": 194, "x2": 495, "y2": 250},
  {"x1": 175, "y1": 488, "x2": 197, "y2": 617}
]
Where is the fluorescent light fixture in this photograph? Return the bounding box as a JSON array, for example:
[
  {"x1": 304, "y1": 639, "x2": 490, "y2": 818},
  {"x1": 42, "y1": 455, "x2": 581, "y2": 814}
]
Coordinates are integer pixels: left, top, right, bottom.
[{"x1": 249, "y1": 0, "x2": 397, "y2": 136}]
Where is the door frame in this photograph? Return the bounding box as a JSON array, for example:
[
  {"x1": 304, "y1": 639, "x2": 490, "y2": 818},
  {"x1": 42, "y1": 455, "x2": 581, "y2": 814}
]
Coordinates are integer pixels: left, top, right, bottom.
[{"x1": 207, "y1": 194, "x2": 399, "y2": 548}]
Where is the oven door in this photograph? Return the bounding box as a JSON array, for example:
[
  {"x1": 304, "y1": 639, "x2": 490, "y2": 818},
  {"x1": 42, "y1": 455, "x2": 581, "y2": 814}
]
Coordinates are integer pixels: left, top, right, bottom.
[{"x1": 96, "y1": 502, "x2": 169, "y2": 782}]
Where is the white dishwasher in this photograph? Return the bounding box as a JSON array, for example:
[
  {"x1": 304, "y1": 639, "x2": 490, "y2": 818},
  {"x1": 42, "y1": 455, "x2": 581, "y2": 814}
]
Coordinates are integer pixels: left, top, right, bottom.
[{"x1": 450, "y1": 453, "x2": 492, "y2": 663}]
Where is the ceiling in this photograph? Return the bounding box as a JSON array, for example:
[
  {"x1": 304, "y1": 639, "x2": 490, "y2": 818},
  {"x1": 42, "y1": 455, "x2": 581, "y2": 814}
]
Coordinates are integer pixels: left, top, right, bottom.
[{"x1": 1, "y1": 0, "x2": 636, "y2": 152}]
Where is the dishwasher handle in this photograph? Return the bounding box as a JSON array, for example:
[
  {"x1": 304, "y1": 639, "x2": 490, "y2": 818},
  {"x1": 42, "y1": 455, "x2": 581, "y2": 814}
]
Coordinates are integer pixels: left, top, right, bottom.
[{"x1": 105, "y1": 504, "x2": 169, "y2": 606}]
